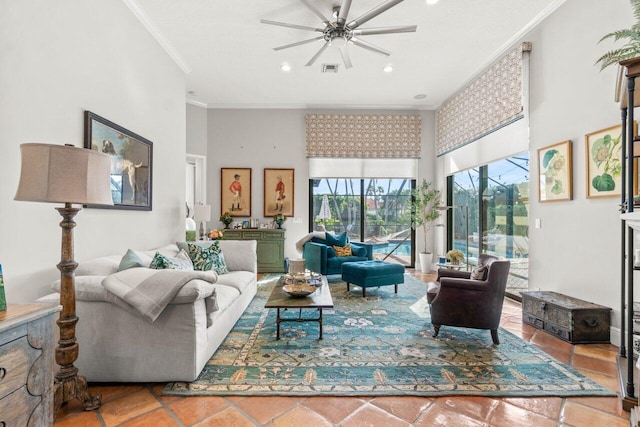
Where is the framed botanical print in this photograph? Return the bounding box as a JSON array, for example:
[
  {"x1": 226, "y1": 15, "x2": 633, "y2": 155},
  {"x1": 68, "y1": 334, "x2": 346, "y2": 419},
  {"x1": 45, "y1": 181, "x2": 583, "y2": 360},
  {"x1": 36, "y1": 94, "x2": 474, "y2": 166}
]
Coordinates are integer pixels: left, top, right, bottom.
[
  {"x1": 264, "y1": 168, "x2": 294, "y2": 217},
  {"x1": 538, "y1": 140, "x2": 572, "y2": 202},
  {"x1": 221, "y1": 168, "x2": 251, "y2": 217},
  {"x1": 585, "y1": 123, "x2": 636, "y2": 199},
  {"x1": 84, "y1": 111, "x2": 153, "y2": 210}
]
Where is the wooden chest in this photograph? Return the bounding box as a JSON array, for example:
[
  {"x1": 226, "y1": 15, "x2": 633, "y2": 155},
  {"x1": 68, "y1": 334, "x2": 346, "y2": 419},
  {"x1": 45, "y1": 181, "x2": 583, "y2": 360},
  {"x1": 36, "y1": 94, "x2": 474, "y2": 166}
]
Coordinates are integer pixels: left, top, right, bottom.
[{"x1": 521, "y1": 291, "x2": 611, "y2": 344}]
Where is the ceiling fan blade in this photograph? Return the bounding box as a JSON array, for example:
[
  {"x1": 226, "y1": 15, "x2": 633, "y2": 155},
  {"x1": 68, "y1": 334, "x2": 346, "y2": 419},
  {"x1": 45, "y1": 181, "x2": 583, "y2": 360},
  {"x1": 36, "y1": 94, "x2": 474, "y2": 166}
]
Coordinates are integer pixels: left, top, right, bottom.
[
  {"x1": 299, "y1": 0, "x2": 333, "y2": 27},
  {"x1": 337, "y1": 0, "x2": 353, "y2": 27},
  {"x1": 350, "y1": 37, "x2": 391, "y2": 56},
  {"x1": 352, "y1": 25, "x2": 417, "y2": 36},
  {"x1": 305, "y1": 41, "x2": 331, "y2": 67},
  {"x1": 340, "y1": 46, "x2": 353, "y2": 69},
  {"x1": 274, "y1": 36, "x2": 324, "y2": 51},
  {"x1": 348, "y1": 0, "x2": 405, "y2": 30},
  {"x1": 260, "y1": 19, "x2": 323, "y2": 32}
]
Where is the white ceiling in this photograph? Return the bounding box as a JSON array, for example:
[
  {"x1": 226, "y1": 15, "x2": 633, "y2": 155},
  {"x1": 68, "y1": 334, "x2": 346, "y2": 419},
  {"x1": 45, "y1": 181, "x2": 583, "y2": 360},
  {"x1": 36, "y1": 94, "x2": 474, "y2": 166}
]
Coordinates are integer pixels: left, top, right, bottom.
[{"x1": 131, "y1": 0, "x2": 564, "y2": 110}]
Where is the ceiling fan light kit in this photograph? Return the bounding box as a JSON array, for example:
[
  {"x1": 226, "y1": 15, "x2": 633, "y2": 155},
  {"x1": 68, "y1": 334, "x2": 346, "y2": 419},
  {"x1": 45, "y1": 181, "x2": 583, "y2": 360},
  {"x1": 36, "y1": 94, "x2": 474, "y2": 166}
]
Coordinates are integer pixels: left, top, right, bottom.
[{"x1": 261, "y1": 0, "x2": 417, "y2": 70}]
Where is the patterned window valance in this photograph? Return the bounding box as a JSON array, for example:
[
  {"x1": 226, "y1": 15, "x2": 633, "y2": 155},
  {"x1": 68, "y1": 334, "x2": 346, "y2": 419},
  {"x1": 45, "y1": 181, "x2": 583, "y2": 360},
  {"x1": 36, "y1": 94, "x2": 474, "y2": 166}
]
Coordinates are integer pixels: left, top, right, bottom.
[
  {"x1": 436, "y1": 42, "x2": 532, "y2": 156},
  {"x1": 306, "y1": 114, "x2": 422, "y2": 158}
]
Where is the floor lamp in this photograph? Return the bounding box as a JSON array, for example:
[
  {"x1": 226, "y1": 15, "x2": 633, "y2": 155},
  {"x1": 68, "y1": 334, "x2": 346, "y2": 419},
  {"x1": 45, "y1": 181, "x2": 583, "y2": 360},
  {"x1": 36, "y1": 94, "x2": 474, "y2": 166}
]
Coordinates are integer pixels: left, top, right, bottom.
[
  {"x1": 15, "y1": 143, "x2": 113, "y2": 412},
  {"x1": 438, "y1": 205, "x2": 470, "y2": 271}
]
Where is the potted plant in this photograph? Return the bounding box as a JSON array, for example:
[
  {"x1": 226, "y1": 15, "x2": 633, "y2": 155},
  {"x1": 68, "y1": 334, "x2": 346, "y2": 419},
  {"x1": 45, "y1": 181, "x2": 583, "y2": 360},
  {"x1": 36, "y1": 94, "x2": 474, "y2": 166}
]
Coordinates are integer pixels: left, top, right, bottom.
[
  {"x1": 446, "y1": 249, "x2": 465, "y2": 265},
  {"x1": 220, "y1": 212, "x2": 233, "y2": 229},
  {"x1": 595, "y1": 0, "x2": 640, "y2": 71},
  {"x1": 273, "y1": 213, "x2": 285, "y2": 229},
  {"x1": 410, "y1": 179, "x2": 441, "y2": 273}
]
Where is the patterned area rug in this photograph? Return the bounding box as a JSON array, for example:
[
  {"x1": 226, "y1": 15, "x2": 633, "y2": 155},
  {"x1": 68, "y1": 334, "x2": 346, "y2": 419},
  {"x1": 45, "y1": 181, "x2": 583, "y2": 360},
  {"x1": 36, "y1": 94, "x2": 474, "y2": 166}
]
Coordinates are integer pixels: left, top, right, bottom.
[{"x1": 163, "y1": 274, "x2": 614, "y2": 397}]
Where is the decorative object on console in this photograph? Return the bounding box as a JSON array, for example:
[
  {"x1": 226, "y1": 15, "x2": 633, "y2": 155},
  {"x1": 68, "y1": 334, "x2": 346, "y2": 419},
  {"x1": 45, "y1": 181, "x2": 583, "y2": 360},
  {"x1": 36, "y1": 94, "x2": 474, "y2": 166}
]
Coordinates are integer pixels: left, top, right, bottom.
[
  {"x1": 14, "y1": 143, "x2": 112, "y2": 413},
  {"x1": 537, "y1": 140, "x2": 573, "y2": 202},
  {"x1": 221, "y1": 168, "x2": 251, "y2": 217},
  {"x1": 0, "y1": 265, "x2": 5, "y2": 312},
  {"x1": 264, "y1": 168, "x2": 294, "y2": 217},
  {"x1": 220, "y1": 211, "x2": 233, "y2": 229},
  {"x1": 194, "y1": 203, "x2": 211, "y2": 241},
  {"x1": 273, "y1": 213, "x2": 285, "y2": 229},
  {"x1": 84, "y1": 111, "x2": 153, "y2": 210}
]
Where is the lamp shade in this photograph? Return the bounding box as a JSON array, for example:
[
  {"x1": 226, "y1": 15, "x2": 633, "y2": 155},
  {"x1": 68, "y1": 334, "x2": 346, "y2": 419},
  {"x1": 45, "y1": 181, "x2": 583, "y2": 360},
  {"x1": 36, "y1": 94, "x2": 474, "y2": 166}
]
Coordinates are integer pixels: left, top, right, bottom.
[
  {"x1": 14, "y1": 143, "x2": 113, "y2": 205},
  {"x1": 194, "y1": 204, "x2": 211, "y2": 222}
]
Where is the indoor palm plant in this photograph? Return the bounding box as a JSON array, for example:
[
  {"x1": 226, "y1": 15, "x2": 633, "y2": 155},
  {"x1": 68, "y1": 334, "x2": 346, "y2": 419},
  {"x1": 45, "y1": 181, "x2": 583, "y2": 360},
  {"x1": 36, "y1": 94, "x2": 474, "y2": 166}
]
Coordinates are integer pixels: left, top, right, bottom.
[
  {"x1": 410, "y1": 179, "x2": 441, "y2": 273},
  {"x1": 596, "y1": 0, "x2": 640, "y2": 70}
]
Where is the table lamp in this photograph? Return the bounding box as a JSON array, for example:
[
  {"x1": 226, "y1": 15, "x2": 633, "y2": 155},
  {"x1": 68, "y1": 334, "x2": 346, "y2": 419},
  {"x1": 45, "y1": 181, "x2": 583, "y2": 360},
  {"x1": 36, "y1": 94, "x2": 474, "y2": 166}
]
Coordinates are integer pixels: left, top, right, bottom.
[
  {"x1": 194, "y1": 203, "x2": 211, "y2": 240},
  {"x1": 14, "y1": 143, "x2": 113, "y2": 413}
]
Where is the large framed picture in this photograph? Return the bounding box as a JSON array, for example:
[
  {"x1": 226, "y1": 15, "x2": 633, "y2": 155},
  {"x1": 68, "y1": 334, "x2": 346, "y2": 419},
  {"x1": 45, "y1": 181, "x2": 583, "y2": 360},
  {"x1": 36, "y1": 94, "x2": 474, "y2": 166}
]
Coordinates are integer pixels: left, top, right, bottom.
[
  {"x1": 84, "y1": 111, "x2": 153, "y2": 210},
  {"x1": 538, "y1": 140, "x2": 572, "y2": 202},
  {"x1": 585, "y1": 123, "x2": 636, "y2": 199},
  {"x1": 221, "y1": 168, "x2": 251, "y2": 217},
  {"x1": 264, "y1": 168, "x2": 294, "y2": 217}
]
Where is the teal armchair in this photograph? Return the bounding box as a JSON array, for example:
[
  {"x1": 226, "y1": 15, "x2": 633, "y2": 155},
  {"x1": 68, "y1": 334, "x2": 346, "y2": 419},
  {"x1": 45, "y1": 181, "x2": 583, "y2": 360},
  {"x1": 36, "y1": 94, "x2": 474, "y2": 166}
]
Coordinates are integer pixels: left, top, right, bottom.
[{"x1": 302, "y1": 232, "x2": 374, "y2": 275}]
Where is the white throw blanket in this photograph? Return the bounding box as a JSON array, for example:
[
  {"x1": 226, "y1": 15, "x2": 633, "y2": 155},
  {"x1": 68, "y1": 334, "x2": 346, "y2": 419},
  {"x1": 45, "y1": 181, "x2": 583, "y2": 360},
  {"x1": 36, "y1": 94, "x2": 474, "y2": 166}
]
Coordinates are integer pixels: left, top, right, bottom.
[
  {"x1": 295, "y1": 231, "x2": 326, "y2": 253},
  {"x1": 102, "y1": 268, "x2": 217, "y2": 322}
]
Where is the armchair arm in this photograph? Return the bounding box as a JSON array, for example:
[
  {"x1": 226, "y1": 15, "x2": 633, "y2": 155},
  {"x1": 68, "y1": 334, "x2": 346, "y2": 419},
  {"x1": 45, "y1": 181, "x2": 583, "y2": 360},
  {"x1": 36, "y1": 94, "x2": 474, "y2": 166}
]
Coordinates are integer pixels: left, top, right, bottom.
[
  {"x1": 303, "y1": 241, "x2": 328, "y2": 274},
  {"x1": 437, "y1": 269, "x2": 471, "y2": 281},
  {"x1": 439, "y1": 277, "x2": 490, "y2": 292}
]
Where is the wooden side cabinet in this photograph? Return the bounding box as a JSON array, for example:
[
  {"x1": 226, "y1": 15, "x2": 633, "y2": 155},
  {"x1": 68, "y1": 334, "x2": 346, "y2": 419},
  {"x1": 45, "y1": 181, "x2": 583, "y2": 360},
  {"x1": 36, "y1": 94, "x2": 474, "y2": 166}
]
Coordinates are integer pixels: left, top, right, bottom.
[
  {"x1": 224, "y1": 229, "x2": 286, "y2": 273},
  {"x1": 0, "y1": 304, "x2": 60, "y2": 426}
]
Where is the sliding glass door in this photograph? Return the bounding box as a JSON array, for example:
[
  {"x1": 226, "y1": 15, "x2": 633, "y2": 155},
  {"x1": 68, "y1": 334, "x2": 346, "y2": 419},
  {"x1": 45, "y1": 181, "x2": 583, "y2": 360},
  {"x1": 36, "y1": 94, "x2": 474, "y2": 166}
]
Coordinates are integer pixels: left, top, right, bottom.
[{"x1": 310, "y1": 178, "x2": 415, "y2": 266}]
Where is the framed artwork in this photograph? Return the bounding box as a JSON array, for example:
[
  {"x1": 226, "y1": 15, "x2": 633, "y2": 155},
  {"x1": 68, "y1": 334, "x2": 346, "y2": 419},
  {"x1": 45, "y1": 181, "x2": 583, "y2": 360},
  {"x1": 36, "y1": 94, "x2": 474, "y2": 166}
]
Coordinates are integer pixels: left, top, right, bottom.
[
  {"x1": 84, "y1": 111, "x2": 153, "y2": 210},
  {"x1": 585, "y1": 123, "x2": 636, "y2": 199},
  {"x1": 538, "y1": 140, "x2": 572, "y2": 202},
  {"x1": 221, "y1": 168, "x2": 251, "y2": 217},
  {"x1": 264, "y1": 168, "x2": 294, "y2": 217},
  {"x1": 0, "y1": 265, "x2": 5, "y2": 312}
]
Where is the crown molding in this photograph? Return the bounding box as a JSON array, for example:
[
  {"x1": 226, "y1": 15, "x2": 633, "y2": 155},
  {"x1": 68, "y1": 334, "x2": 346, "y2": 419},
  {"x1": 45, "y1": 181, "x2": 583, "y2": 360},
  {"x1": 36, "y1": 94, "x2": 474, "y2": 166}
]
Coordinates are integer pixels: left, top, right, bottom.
[
  {"x1": 121, "y1": 0, "x2": 192, "y2": 74},
  {"x1": 204, "y1": 102, "x2": 436, "y2": 111},
  {"x1": 186, "y1": 99, "x2": 208, "y2": 108}
]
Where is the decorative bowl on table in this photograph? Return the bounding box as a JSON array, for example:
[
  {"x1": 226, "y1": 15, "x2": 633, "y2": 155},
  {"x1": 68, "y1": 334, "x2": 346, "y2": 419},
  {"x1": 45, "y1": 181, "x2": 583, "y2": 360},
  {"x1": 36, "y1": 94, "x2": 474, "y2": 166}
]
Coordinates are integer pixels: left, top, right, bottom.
[{"x1": 282, "y1": 283, "x2": 316, "y2": 297}]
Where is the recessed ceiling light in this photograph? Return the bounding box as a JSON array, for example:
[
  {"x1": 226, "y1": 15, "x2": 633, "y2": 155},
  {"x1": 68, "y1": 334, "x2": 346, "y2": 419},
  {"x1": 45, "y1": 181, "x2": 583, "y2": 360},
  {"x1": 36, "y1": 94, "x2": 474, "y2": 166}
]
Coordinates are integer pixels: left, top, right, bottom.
[
  {"x1": 383, "y1": 65, "x2": 394, "y2": 73},
  {"x1": 281, "y1": 63, "x2": 291, "y2": 72},
  {"x1": 414, "y1": 94, "x2": 427, "y2": 100},
  {"x1": 426, "y1": 0, "x2": 439, "y2": 5}
]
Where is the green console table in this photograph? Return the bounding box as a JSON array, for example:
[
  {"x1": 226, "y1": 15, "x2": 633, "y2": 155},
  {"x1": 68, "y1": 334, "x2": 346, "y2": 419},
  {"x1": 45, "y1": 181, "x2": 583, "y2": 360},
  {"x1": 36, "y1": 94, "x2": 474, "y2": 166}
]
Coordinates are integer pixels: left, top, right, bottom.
[{"x1": 224, "y1": 229, "x2": 285, "y2": 273}]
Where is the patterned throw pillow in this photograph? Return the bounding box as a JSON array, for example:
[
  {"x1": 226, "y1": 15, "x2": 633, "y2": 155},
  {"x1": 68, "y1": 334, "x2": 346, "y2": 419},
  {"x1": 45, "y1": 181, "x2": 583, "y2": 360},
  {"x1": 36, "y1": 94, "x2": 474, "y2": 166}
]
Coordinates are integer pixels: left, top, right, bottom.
[
  {"x1": 187, "y1": 241, "x2": 229, "y2": 274},
  {"x1": 470, "y1": 264, "x2": 488, "y2": 280},
  {"x1": 333, "y1": 244, "x2": 352, "y2": 257},
  {"x1": 149, "y1": 250, "x2": 194, "y2": 270}
]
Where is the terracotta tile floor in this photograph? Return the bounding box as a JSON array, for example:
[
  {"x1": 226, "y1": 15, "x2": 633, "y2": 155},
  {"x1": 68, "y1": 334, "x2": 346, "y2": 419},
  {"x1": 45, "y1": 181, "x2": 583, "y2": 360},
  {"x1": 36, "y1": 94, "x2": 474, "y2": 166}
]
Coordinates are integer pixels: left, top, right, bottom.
[{"x1": 54, "y1": 270, "x2": 630, "y2": 426}]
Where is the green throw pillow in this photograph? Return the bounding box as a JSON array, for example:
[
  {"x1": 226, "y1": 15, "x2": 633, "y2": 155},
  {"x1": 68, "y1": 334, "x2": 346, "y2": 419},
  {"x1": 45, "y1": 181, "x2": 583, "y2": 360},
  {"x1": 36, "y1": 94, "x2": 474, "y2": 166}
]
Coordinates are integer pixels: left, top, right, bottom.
[
  {"x1": 186, "y1": 241, "x2": 229, "y2": 274},
  {"x1": 149, "y1": 250, "x2": 194, "y2": 270},
  {"x1": 118, "y1": 249, "x2": 148, "y2": 271}
]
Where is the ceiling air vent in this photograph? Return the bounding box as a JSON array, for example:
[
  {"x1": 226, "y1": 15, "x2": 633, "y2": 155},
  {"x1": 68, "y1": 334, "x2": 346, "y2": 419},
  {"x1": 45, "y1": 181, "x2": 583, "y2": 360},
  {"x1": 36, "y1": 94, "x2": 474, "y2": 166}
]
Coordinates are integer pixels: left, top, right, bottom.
[{"x1": 321, "y1": 64, "x2": 339, "y2": 73}]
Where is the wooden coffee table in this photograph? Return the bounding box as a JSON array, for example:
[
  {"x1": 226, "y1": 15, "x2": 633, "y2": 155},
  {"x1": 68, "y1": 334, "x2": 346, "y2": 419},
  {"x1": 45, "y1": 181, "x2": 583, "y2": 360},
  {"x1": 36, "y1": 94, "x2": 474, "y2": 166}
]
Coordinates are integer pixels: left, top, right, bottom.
[{"x1": 265, "y1": 275, "x2": 333, "y2": 339}]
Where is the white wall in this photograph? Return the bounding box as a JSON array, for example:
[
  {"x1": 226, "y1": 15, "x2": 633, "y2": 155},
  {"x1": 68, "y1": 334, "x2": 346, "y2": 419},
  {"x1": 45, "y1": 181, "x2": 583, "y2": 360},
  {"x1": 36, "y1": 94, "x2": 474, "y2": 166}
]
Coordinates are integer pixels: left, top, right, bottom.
[
  {"x1": 0, "y1": 0, "x2": 186, "y2": 303},
  {"x1": 206, "y1": 108, "x2": 436, "y2": 261},
  {"x1": 186, "y1": 103, "x2": 208, "y2": 156}
]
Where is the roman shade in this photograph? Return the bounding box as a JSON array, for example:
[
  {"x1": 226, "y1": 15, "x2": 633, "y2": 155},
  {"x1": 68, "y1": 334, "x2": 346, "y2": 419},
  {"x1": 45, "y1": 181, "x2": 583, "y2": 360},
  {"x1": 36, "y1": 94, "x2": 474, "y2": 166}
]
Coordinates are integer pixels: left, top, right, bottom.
[{"x1": 436, "y1": 42, "x2": 532, "y2": 156}]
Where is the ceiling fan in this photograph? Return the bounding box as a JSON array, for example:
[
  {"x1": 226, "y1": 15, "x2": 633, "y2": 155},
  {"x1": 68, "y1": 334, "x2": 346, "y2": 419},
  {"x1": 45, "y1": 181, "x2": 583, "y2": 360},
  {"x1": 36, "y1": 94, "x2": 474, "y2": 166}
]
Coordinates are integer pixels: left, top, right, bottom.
[{"x1": 260, "y1": 0, "x2": 417, "y2": 69}]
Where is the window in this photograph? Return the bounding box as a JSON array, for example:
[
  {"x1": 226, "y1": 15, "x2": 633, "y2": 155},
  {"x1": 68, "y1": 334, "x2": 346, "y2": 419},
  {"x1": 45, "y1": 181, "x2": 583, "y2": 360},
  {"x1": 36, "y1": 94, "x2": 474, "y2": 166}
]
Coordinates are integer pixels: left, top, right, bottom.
[
  {"x1": 448, "y1": 153, "x2": 529, "y2": 296},
  {"x1": 310, "y1": 179, "x2": 415, "y2": 266}
]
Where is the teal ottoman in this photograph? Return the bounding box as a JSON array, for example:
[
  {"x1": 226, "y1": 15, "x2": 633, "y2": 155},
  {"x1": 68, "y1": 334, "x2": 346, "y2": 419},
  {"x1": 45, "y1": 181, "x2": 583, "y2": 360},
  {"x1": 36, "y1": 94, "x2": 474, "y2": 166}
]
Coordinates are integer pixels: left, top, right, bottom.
[{"x1": 341, "y1": 260, "x2": 405, "y2": 297}]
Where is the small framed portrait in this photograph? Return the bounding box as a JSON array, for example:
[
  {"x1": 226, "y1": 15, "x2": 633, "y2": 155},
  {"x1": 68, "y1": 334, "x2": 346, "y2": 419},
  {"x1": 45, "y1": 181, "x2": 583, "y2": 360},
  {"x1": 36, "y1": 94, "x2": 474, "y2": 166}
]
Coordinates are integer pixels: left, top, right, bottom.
[
  {"x1": 242, "y1": 220, "x2": 250, "y2": 229},
  {"x1": 538, "y1": 140, "x2": 572, "y2": 202},
  {"x1": 264, "y1": 168, "x2": 294, "y2": 217},
  {"x1": 221, "y1": 168, "x2": 251, "y2": 217},
  {"x1": 84, "y1": 111, "x2": 153, "y2": 210}
]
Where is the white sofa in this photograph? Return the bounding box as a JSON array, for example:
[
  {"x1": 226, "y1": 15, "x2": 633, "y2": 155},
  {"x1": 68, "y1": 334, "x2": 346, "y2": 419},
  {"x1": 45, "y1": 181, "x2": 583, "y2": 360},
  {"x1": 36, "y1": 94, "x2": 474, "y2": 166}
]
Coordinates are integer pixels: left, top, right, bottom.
[{"x1": 38, "y1": 240, "x2": 257, "y2": 383}]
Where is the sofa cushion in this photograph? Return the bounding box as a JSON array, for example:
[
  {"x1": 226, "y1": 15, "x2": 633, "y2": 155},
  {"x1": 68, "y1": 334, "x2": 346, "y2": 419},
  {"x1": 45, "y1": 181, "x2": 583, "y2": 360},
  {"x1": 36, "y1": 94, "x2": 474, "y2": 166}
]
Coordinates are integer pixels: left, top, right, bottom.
[
  {"x1": 327, "y1": 256, "x2": 368, "y2": 271},
  {"x1": 183, "y1": 242, "x2": 229, "y2": 274},
  {"x1": 76, "y1": 255, "x2": 121, "y2": 276},
  {"x1": 215, "y1": 271, "x2": 255, "y2": 295},
  {"x1": 325, "y1": 232, "x2": 348, "y2": 247},
  {"x1": 351, "y1": 244, "x2": 367, "y2": 258},
  {"x1": 149, "y1": 250, "x2": 194, "y2": 270},
  {"x1": 470, "y1": 264, "x2": 488, "y2": 280},
  {"x1": 333, "y1": 244, "x2": 352, "y2": 257},
  {"x1": 118, "y1": 249, "x2": 150, "y2": 271}
]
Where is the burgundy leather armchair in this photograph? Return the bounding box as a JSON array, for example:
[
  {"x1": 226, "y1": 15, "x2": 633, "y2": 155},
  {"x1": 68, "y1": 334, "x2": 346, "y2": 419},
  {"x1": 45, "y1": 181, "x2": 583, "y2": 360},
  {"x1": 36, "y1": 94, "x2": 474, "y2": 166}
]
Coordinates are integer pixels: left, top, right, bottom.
[{"x1": 427, "y1": 254, "x2": 511, "y2": 344}]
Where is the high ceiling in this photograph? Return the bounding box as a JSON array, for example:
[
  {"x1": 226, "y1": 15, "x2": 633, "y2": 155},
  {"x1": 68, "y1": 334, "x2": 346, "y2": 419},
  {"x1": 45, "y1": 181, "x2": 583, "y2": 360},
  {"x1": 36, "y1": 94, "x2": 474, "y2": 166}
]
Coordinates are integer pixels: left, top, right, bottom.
[{"x1": 132, "y1": 0, "x2": 564, "y2": 109}]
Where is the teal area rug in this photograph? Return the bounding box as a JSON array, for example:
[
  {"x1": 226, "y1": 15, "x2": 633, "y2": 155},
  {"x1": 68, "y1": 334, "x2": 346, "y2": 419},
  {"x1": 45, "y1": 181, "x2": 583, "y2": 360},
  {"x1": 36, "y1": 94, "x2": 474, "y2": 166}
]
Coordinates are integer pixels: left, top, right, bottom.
[{"x1": 164, "y1": 274, "x2": 615, "y2": 397}]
